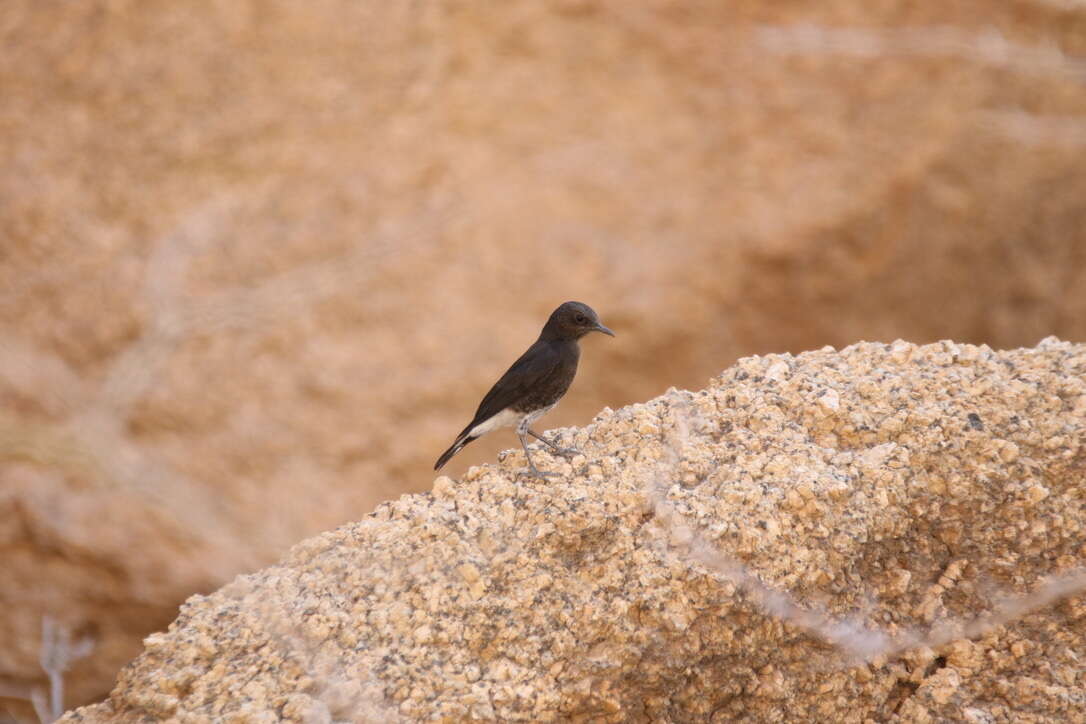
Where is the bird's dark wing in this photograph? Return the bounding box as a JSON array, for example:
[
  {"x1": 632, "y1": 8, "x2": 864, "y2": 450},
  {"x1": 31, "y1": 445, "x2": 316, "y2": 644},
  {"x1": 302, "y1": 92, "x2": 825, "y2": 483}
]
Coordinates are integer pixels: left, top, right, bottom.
[
  {"x1": 464, "y1": 339, "x2": 562, "y2": 432},
  {"x1": 434, "y1": 340, "x2": 566, "y2": 471},
  {"x1": 435, "y1": 339, "x2": 578, "y2": 471}
]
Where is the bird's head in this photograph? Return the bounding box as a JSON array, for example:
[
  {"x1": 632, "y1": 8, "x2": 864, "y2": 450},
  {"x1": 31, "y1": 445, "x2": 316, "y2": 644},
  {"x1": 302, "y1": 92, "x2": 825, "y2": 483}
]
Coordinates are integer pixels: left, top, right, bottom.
[{"x1": 543, "y1": 301, "x2": 615, "y2": 341}]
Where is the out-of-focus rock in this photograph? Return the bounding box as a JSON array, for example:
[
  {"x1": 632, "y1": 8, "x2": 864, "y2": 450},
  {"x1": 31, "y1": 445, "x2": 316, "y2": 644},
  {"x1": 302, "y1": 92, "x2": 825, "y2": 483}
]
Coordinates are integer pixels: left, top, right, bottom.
[
  {"x1": 4, "y1": 0, "x2": 1086, "y2": 714},
  {"x1": 61, "y1": 340, "x2": 1086, "y2": 722}
]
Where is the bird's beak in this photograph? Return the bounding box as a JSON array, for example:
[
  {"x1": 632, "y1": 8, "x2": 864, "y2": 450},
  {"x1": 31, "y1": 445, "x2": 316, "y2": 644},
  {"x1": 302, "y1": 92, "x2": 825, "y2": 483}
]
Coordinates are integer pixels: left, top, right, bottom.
[{"x1": 594, "y1": 323, "x2": 615, "y2": 337}]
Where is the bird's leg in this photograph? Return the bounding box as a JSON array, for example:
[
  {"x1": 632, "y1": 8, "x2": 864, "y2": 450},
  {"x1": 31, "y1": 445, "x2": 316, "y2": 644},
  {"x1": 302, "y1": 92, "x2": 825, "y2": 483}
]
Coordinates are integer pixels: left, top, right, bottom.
[
  {"x1": 528, "y1": 428, "x2": 580, "y2": 458},
  {"x1": 517, "y1": 430, "x2": 559, "y2": 479}
]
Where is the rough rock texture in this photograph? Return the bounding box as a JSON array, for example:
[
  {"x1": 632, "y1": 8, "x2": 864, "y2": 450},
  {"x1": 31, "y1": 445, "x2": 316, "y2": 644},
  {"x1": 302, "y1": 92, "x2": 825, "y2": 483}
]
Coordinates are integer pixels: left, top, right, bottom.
[
  {"x1": 5, "y1": 0, "x2": 1086, "y2": 714},
  {"x1": 61, "y1": 340, "x2": 1086, "y2": 722}
]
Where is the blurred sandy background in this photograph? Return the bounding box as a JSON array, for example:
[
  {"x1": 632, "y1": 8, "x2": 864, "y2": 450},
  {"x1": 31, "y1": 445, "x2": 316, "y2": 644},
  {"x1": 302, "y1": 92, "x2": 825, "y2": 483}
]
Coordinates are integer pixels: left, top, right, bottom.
[{"x1": 2, "y1": 0, "x2": 1085, "y2": 719}]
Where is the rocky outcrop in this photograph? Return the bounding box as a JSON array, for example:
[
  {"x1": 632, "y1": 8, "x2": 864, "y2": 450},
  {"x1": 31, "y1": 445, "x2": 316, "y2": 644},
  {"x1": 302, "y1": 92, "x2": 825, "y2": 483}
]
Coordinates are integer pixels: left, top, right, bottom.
[{"x1": 62, "y1": 340, "x2": 1086, "y2": 722}]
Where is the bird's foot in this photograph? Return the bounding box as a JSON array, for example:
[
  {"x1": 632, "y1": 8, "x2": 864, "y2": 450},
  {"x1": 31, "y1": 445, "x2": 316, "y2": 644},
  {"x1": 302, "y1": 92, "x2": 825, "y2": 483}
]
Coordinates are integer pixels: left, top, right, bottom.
[
  {"x1": 536, "y1": 435, "x2": 580, "y2": 459},
  {"x1": 519, "y1": 465, "x2": 560, "y2": 480}
]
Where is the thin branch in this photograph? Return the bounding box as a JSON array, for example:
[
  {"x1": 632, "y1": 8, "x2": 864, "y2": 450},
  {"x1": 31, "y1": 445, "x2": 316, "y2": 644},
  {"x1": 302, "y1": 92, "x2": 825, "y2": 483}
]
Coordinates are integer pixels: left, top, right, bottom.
[{"x1": 2, "y1": 617, "x2": 95, "y2": 723}]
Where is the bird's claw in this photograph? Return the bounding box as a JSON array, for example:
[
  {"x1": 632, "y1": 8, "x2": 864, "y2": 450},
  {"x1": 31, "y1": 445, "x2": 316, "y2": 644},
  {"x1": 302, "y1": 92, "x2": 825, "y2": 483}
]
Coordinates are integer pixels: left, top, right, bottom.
[
  {"x1": 537, "y1": 436, "x2": 580, "y2": 459},
  {"x1": 520, "y1": 467, "x2": 560, "y2": 480}
]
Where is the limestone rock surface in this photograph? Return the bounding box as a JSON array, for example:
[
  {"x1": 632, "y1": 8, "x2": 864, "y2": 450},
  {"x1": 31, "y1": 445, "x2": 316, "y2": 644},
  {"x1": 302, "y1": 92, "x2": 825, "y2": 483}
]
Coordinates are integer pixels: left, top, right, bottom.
[{"x1": 62, "y1": 340, "x2": 1086, "y2": 722}]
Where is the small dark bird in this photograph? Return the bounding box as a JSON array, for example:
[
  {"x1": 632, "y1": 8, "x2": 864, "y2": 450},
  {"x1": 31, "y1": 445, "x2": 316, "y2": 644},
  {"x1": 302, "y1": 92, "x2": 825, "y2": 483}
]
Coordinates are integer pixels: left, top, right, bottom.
[{"x1": 435, "y1": 301, "x2": 615, "y2": 478}]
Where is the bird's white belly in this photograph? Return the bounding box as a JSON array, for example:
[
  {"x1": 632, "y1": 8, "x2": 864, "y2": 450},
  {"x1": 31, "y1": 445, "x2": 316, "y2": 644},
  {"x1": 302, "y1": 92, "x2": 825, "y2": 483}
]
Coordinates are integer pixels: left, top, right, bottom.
[
  {"x1": 467, "y1": 403, "x2": 559, "y2": 440},
  {"x1": 468, "y1": 408, "x2": 521, "y2": 438}
]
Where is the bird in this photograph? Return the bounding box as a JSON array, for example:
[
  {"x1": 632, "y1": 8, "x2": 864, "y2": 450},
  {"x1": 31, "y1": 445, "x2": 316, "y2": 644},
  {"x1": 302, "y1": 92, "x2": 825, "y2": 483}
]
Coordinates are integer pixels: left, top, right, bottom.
[{"x1": 435, "y1": 301, "x2": 615, "y2": 479}]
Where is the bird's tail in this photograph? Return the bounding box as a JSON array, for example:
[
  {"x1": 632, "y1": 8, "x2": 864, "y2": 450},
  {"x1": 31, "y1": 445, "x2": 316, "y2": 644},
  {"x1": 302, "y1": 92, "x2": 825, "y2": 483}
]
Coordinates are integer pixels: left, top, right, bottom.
[{"x1": 434, "y1": 433, "x2": 477, "y2": 471}]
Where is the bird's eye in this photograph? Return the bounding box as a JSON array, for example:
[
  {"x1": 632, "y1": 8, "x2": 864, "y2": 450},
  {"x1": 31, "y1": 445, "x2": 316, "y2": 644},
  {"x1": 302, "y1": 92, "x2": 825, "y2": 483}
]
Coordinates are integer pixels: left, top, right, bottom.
[{"x1": 575, "y1": 314, "x2": 587, "y2": 324}]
